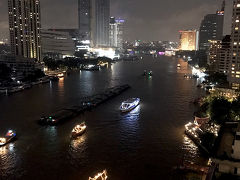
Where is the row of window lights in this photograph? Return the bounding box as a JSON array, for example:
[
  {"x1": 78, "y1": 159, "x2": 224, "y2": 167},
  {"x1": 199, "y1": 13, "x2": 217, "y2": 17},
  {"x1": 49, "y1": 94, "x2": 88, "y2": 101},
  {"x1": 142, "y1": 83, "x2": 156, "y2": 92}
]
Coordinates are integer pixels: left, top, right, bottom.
[
  {"x1": 234, "y1": 42, "x2": 240, "y2": 45},
  {"x1": 232, "y1": 71, "x2": 240, "y2": 75}
]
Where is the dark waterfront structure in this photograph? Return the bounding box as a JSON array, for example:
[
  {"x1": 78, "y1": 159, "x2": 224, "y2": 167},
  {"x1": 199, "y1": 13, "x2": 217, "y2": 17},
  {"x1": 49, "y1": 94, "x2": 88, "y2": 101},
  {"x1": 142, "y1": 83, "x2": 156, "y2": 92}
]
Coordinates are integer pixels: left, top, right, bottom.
[
  {"x1": 8, "y1": 0, "x2": 41, "y2": 61},
  {"x1": 199, "y1": 1, "x2": 225, "y2": 51},
  {"x1": 91, "y1": 0, "x2": 110, "y2": 47},
  {"x1": 78, "y1": 0, "x2": 91, "y2": 40}
]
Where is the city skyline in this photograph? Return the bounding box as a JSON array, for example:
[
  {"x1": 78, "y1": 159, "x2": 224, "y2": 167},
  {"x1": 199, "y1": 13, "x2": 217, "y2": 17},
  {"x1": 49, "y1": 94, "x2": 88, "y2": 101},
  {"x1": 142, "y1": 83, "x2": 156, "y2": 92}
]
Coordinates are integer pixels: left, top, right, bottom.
[{"x1": 0, "y1": 0, "x2": 233, "y2": 42}]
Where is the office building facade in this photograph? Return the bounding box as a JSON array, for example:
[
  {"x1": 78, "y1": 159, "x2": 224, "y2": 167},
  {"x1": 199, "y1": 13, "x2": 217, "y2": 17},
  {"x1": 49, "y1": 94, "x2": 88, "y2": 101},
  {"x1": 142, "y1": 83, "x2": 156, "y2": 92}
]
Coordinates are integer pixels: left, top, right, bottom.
[
  {"x1": 41, "y1": 30, "x2": 75, "y2": 59},
  {"x1": 8, "y1": 0, "x2": 41, "y2": 61}
]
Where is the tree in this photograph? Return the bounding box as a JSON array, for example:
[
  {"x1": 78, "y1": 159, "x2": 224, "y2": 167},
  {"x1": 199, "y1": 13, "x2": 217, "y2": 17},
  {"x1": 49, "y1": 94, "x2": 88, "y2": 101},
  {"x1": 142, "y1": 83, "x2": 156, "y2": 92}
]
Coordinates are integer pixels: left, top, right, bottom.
[
  {"x1": 210, "y1": 97, "x2": 232, "y2": 125},
  {"x1": 231, "y1": 96, "x2": 240, "y2": 121}
]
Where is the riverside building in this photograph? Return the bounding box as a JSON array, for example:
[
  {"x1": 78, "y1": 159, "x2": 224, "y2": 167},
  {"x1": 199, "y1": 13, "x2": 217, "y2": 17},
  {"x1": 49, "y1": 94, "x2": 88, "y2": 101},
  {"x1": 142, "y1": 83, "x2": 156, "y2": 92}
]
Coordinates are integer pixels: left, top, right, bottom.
[
  {"x1": 228, "y1": 0, "x2": 240, "y2": 89},
  {"x1": 8, "y1": 0, "x2": 41, "y2": 61}
]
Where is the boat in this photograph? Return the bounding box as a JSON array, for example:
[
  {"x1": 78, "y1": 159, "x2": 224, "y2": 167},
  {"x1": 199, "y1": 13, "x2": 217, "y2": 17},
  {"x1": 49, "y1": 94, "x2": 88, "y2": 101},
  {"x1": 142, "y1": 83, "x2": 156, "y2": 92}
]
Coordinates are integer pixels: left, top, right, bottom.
[
  {"x1": 0, "y1": 130, "x2": 16, "y2": 146},
  {"x1": 57, "y1": 73, "x2": 65, "y2": 78},
  {"x1": 38, "y1": 110, "x2": 76, "y2": 125},
  {"x1": 71, "y1": 122, "x2": 86, "y2": 138},
  {"x1": 89, "y1": 170, "x2": 108, "y2": 180},
  {"x1": 148, "y1": 71, "x2": 153, "y2": 76},
  {"x1": 81, "y1": 65, "x2": 100, "y2": 71},
  {"x1": 120, "y1": 98, "x2": 140, "y2": 112}
]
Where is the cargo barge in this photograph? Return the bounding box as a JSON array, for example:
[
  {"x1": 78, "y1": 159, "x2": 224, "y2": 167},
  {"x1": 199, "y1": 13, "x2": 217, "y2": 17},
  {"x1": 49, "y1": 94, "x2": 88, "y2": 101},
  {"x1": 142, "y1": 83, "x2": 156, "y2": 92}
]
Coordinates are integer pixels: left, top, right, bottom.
[{"x1": 38, "y1": 84, "x2": 130, "y2": 125}]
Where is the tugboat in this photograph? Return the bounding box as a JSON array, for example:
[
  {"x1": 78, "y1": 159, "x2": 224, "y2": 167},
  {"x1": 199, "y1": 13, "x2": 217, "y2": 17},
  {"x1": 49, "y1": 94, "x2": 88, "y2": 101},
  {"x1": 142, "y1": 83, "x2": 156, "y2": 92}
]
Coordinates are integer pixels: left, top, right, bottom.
[
  {"x1": 71, "y1": 122, "x2": 87, "y2": 138},
  {"x1": 0, "y1": 130, "x2": 16, "y2": 146},
  {"x1": 120, "y1": 98, "x2": 140, "y2": 113}
]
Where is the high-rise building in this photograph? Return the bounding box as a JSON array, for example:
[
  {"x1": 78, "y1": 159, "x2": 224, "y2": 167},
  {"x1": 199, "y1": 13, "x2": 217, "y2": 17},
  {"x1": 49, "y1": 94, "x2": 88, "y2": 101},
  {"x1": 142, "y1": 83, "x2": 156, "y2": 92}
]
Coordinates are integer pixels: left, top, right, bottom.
[
  {"x1": 208, "y1": 35, "x2": 231, "y2": 75},
  {"x1": 78, "y1": 0, "x2": 91, "y2": 40},
  {"x1": 91, "y1": 0, "x2": 110, "y2": 47},
  {"x1": 109, "y1": 17, "x2": 125, "y2": 49},
  {"x1": 199, "y1": 1, "x2": 225, "y2": 51},
  {"x1": 179, "y1": 30, "x2": 199, "y2": 51},
  {"x1": 219, "y1": 35, "x2": 231, "y2": 74},
  {"x1": 208, "y1": 40, "x2": 222, "y2": 72},
  {"x1": 8, "y1": 0, "x2": 41, "y2": 61},
  {"x1": 228, "y1": 0, "x2": 240, "y2": 88}
]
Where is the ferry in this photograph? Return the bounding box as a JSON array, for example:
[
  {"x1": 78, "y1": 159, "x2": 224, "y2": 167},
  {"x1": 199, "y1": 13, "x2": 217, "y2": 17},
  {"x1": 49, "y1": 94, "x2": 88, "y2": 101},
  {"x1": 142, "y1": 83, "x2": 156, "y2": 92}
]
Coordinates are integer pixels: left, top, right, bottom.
[
  {"x1": 71, "y1": 122, "x2": 86, "y2": 138},
  {"x1": 120, "y1": 98, "x2": 140, "y2": 112},
  {"x1": 0, "y1": 130, "x2": 16, "y2": 146}
]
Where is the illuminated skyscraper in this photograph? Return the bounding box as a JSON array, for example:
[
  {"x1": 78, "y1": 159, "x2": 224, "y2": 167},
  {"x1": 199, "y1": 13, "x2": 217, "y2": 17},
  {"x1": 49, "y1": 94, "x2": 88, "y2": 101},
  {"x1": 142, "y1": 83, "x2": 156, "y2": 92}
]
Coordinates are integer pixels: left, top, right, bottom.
[
  {"x1": 8, "y1": 0, "x2": 41, "y2": 61},
  {"x1": 228, "y1": 0, "x2": 240, "y2": 88},
  {"x1": 109, "y1": 17, "x2": 125, "y2": 49},
  {"x1": 78, "y1": 0, "x2": 91, "y2": 40},
  {"x1": 179, "y1": 30, "x2": 199, "y2": 51},
  {"x1": 199, "y1": 0, "x2": 225, "y2": 51},
  {"x1": 91, "y1": 0, "x2": 110, "y2": 47}
]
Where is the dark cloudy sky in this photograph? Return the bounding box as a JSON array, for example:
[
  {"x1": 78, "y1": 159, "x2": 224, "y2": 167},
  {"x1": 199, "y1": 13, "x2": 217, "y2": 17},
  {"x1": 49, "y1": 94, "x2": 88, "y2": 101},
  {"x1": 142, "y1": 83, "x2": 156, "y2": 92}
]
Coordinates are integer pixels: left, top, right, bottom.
[{"x1": 0, "y1": 0, "x2": 233, "y2": 41}]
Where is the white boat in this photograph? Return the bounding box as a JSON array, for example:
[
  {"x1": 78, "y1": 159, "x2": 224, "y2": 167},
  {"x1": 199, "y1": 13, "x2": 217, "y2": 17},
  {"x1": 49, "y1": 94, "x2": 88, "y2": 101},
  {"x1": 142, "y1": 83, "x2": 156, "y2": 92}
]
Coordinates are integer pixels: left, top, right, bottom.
[
  {"x1": 120, "y1": 98, "x2": 140, "y2": 112},
  {"x1": 0, "y1": 130, "x2": 16, "y2": 146},
  {"x1": 71, "y1": 122, "x2": 87, "y2": 138}
]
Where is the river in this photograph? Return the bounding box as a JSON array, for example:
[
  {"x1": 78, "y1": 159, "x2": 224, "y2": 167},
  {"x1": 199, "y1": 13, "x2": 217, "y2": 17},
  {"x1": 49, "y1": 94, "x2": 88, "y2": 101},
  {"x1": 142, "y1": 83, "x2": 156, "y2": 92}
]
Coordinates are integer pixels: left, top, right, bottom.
[{"x1": 0, "y1": 55, "x2": 205, "y2": 179}]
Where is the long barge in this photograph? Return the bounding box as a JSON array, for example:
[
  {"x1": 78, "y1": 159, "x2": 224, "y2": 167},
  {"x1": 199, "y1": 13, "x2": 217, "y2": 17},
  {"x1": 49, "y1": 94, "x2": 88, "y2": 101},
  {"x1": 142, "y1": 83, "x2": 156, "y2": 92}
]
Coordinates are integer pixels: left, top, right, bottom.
[{"x1": 38, "y1": 84, "x2": 130, "y2": 126}]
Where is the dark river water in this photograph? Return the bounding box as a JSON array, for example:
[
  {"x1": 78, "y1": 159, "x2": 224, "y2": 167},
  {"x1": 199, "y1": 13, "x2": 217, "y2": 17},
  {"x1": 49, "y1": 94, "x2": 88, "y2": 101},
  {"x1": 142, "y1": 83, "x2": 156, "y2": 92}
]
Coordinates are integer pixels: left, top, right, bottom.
[{"x1": 0, "y1": 56, "x2": 205, "y2": 179}]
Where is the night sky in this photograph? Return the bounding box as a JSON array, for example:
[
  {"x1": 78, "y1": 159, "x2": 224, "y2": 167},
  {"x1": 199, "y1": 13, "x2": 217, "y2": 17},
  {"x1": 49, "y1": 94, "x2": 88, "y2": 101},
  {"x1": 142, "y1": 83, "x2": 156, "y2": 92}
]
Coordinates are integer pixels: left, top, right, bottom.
[{"x1": 0, "y1": 0, "x2": 233, "y2": 41}]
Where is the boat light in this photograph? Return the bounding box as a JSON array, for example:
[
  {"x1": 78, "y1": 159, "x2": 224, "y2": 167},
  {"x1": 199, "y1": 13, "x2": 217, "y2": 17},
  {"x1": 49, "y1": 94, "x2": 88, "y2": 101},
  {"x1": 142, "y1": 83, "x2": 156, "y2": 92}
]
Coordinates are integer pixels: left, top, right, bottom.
[{"x1": 89, "y1": 170, "x2": 108, "y2": 180}]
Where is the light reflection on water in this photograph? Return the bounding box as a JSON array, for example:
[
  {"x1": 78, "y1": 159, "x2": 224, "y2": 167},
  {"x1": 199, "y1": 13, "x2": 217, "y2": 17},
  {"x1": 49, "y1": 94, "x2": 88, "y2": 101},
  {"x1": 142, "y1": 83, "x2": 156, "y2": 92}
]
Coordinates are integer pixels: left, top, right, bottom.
[
  {"x1": 119, "y1": 105, "x2": 141, "y2": 144},
  {"x1": 70, "y1": 135, "x2": 86, "y2": 150},
  {"x1": 121, "y1": 105, "x2": 140, "y2": 124},
  {"x1": 0, "y1": 143, "x2": 18, "y2": 177},
  {"x1": 68, "y1": 134, "x2": 88, "y2": 168},
  {"x1": 182, "y1": 135, "x2": 199, "y2": 163}
]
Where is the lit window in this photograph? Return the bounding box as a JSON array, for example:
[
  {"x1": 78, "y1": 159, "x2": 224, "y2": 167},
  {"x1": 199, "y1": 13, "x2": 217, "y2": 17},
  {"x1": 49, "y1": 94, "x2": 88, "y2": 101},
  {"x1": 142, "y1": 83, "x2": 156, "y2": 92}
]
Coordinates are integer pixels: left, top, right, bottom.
[
  {"x1": 236, "y1": 20, "x2": 240, "y2": 23},
  {"x1": 237, "y1": 4, "x2": 240, "y2": 7}
]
